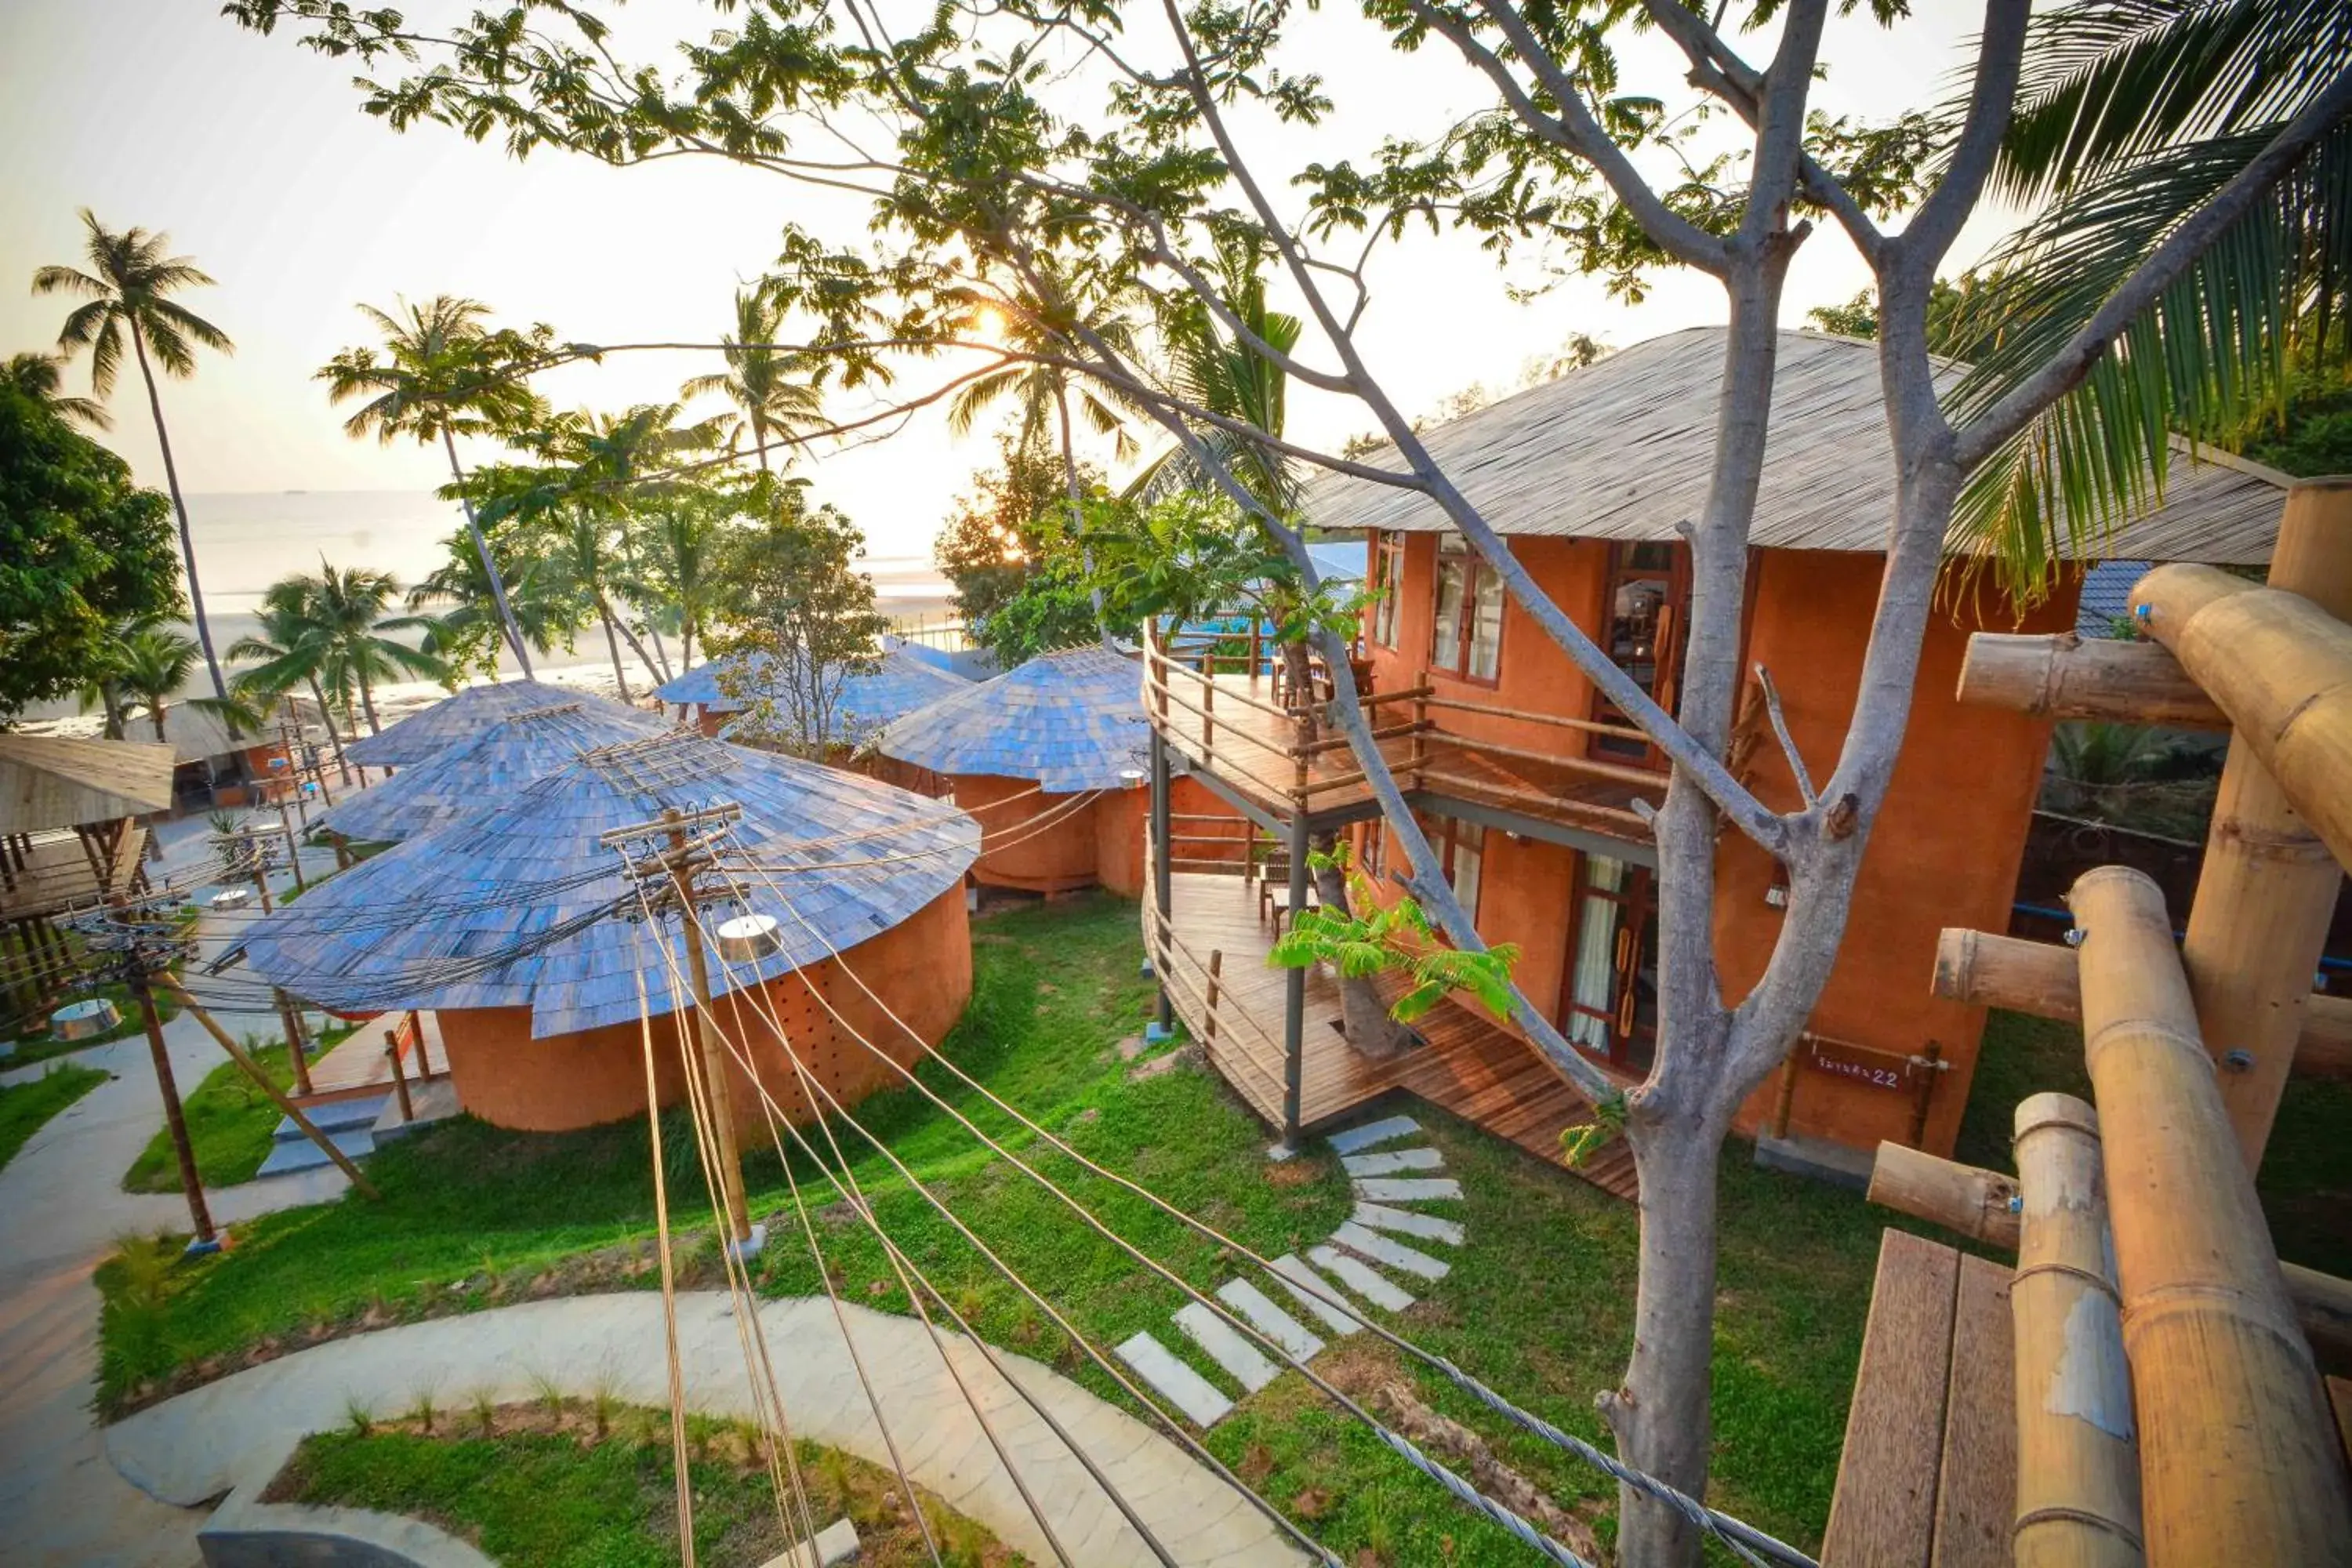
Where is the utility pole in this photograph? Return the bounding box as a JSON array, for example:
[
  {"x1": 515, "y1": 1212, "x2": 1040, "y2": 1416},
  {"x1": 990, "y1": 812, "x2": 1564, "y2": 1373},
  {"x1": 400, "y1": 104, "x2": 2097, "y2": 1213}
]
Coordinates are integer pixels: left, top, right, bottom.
[
  {"x1": 601, "y1": 803, "x2": 762, "y2": 1258},
  {"x1": 86, "y1": 897, "x2": 216, "y2": 1254}
]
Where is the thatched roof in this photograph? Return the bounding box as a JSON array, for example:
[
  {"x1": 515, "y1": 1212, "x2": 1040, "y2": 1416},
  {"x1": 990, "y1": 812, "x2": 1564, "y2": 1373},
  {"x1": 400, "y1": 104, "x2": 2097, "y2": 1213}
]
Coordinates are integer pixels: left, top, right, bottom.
[
  {"x1": 876, "y1": 644, "x2": 1149, "y2": 793},
  {"x1": 659, "y1": 650, "x2": 974, "y2": 735},
  {"x1": 241, "y1": 729, "x2": 978, "y2": 1037},
  {"x1": 0, "y1": 735, "x2": 176, "y2": 831},
  {"x1": 343, "y1": 681, "x2": 662, "y2": 768},
  {"x1": 1305, "y1": 326, "x2": 2287, "y2": 564},
  {"x1": 309, "y1": 702, "x2": 670, "y2": 844}
]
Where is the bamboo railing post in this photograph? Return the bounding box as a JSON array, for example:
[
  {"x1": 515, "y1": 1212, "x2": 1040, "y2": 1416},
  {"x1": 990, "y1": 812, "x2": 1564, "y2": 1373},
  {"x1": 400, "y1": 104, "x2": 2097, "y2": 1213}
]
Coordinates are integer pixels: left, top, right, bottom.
[
  {"x1": 2161, "y1": 478, "x2": 2352, "y2": 1169},
  {"x1": 1205, "y1": 949, "x2": 1224, "y2": 1044},
  {"x1": 160, "y1": 977, "x2": 382, "y2": 1200},
  {"x1": 1955, "y1": 632, "x2": 2226, "y2": 728},
  {"x1": 2067, "y1": 866, "x2": 2352, "y2": 1563},
  {"x1": 1410, "y1": 668, "x2": 1430, "y2": 790},
  {"x1": 2010, "y1": 1091, "x2": 2143, "y2": 1567},
  {"x1": 1769, "y1": 1054, "x2": 1798, "y2": 1140},
  {"x1": 384, "y1": 1027, "x2": 414, "y2": 1123},
  {"x1": 410, "y1": 1009, "x2": 430, "y2": 1076}
]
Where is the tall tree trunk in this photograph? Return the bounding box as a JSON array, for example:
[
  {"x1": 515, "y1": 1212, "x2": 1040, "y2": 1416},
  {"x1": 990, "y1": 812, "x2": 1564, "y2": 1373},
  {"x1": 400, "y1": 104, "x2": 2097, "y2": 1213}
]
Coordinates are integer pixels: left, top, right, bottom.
[
  {"x1": 306, "y1": 675, "x2": 353, "y2": 786},
  {"x1": 598, "y1": 602, "x2": 633, "y2": 702},
  {"x1": 1604, "y1": 1108, "x2": 1727, "y2": 1568},
  {"x1": 101, "y1": 682, "x2": 126, "y2": 740},
  {"x1": 1312, "y1": 829, "x2": 1411, "y2": 1058},
  {"x1": 148, "y1": 702, "x2": 168, "y2": 742},
  {"x1": 440, "y1": 426, "x2": 535, "y2": 679},
  {"x1": 356, "y1": 671, "x2": 382, "y2": 735},
  {"x1": 130, "y1": 321, "x2": 226, "y2": 702}
]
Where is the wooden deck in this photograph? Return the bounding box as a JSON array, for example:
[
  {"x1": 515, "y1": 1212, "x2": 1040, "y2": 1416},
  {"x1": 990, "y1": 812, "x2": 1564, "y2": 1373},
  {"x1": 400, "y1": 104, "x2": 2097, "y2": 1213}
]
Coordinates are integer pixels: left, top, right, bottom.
[
  {"x1": 299, "y1": 1008, "x2": 447, "y2": 1104},
  {"x1": 1146, "y1": 871, "x2": 1638, "y2": 1201},
  {"x1": 1823, "y1": 1230, "x2": 2016, "y2": 1568},
  {"x1": 1149, "y1": 663, "x2": 1659, "y2": 841}
]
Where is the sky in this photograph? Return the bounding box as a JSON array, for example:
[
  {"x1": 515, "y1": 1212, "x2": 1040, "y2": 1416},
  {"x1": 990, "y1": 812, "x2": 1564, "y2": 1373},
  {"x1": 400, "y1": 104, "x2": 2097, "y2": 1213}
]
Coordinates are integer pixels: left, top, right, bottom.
[{"x1": 0, "y1": 0, "x2": 2016, "y2": 562}]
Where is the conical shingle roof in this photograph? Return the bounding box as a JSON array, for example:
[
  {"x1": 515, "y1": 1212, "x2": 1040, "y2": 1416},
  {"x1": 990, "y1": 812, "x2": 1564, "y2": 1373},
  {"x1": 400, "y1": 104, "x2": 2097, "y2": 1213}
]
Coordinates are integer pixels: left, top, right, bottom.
[
  {"x1": 243, "y1": 729, "x2": 978, "y2": 1036},
  {"x1": 310, "y1": 702, "x2": 666, "y2": 844},
  {"x1": 342, "y1": 681, "x2": 661, "y2": 768},
  {"x1": 661, "y1": 648, "x2": 973, "y2": 735},
  {"x1": 876, "y1": 644, "x2": 1148, "y2": 793}
]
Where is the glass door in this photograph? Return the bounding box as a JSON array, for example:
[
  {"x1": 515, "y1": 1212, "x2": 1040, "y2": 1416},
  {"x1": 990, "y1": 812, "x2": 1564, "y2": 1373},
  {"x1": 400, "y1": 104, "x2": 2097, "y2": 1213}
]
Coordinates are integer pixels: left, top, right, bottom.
[{"x1": 1559, "y1": 854, "x2": 1658, "y2": 1073}]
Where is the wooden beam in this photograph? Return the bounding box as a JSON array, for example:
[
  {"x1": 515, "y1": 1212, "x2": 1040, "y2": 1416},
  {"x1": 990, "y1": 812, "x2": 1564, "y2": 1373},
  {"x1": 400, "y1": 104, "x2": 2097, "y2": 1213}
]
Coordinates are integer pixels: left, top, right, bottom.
[
  {"x1": 1824, "y1": 1230, "x2": 1961, "y2": 1567},
  {"x1": 1958, "y1": 632, "x2": 2226, "y2": 728},
  {"x1": 2159, "y1": 478, "x2": 2352, "y2": 1169},
  {"x1": 2009, "y1": 1093, "x2": 2143, "y2": 1566},
  {"x1": 1931, "y1": 928, "x2": 2352, "y2": 1080},
  {"x1": 2067, "y1": 866, "x2": 2352, "y2": 1564},
  {"x1": 1867, "y1": 1141, "x2": 2021, "y2": 1250}
]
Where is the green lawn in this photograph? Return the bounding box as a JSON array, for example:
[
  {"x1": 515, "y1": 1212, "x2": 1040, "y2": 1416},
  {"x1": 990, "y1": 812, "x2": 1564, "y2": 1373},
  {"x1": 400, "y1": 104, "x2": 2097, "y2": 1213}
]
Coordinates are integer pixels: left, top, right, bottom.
[
  {"x1": 0, "y1": 1062, "x2": 107, "y2": 1174},
  {"x1": 1958, "y1": 1009, "x2": 2351, "y2": 1276},
  {"x1": 272, "y1": 1399, "x2": 1015, "y2": 1566},
  {"x1": 101, "y1": 895, "x2": 2337, "y2": 1563},
  {"x1": 121, "y1": 1022, "x2": 361, "y2": 1195}
]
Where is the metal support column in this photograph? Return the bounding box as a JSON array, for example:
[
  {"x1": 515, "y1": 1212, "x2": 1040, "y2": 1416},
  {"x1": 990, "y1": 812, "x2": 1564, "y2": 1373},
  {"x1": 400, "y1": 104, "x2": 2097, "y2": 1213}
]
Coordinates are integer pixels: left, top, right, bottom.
[
  {"x1": 1280, "y1": 809, "x2": 1309, "y2": 1146},
  {"x1": 1149, "y1": 729, "x2": 1174, "y2": 1029}
]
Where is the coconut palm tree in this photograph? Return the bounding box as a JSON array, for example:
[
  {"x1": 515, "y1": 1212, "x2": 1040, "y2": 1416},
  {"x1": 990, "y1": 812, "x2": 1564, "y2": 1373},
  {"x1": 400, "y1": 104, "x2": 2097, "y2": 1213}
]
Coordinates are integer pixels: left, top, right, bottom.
[
  {"x1": 33, "y1": 211, "x2": 234, "y2": 699},
  {"x1": 227, "y1": 585, "x2": 359, "y2": 780},
  {"x1": 1948, "y1": 0, "x2": 2352, "y2": 588},
  {"x1": 947, "y1": 270, "x2": 1140, "y2": 510},
  {"x1": 115, "y1": 623, "x2": 201, "y2": 742},
  {"x1": 1124, "y1": 245, "x2": 1302, "y2": 514},
  {"x1": 5, "y1": 350, "x2": 111, "y2": 431},
  {"x1": 260, "y1": 561, "x2": 447, "y2": 735},
  {"x1": 318, "y1": 296, "x2": 550, "y2": 675},
  {"x1": 679, "y1": 289, "x2": 825, "y2": 473},
  {"x1": 404, "y1": 528, "x2": 579, "y2": 681}
]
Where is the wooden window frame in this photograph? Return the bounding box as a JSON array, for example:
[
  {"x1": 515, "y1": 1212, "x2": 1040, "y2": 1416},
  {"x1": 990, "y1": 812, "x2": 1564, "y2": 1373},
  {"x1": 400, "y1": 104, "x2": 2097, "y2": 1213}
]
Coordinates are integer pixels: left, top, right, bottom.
[
  {"x1": 1430, "y1": 537, "x2": 1505, "y2": 688},
  {"x1": 1557, "y1": 853, "x2": 1657, "y2": 1072},
  {"x1": 1588, "y1": 540, "x2": 1691, "y2": 769},
  {"x1": 1417, "y1": 813, "x2": 1486, "y2": 924},
  {"x1": 1369, "y1": 532, "x2": 1406, "y2": 650}
]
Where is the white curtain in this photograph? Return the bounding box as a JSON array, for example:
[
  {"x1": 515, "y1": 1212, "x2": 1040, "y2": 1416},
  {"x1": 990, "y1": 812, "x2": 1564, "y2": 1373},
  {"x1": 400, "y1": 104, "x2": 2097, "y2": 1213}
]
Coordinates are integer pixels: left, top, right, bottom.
[{"x1": 1566, "y1": 855, "x2": 1624, "y2": 1050}]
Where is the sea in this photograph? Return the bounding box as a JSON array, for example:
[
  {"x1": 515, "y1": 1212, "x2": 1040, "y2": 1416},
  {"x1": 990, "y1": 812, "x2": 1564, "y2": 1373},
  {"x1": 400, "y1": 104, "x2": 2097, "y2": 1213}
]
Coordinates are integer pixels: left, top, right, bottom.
[{"x1": 21, "y1": 490, "x2": 956, "y2": 720}]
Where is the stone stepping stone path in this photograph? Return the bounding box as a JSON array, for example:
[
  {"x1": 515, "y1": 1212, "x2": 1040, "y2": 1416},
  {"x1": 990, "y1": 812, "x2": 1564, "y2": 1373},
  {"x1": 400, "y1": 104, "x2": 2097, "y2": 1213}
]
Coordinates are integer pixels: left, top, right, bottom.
[{"x1": 1113, "y1": 1116, "x2": 1474, "y2": 1430}]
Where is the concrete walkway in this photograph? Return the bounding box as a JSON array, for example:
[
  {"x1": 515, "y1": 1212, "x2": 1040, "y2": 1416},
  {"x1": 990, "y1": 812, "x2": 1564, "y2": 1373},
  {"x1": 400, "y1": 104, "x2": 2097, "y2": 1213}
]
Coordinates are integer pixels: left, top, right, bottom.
[
  {"x1": 1, "y1": 837, "x2": 352, "y2": 1568},
  {"x1": 107, "y1": 1290, "x2": 1308, "y2": 1568}
]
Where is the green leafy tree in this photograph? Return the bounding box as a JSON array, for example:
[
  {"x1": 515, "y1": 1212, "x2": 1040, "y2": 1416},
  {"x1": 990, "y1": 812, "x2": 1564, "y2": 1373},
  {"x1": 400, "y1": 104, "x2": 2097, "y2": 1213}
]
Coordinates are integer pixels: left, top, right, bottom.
[
  {"x1": 679, "y1": 288, "x2": 826, "y2": 472},
  {"x1": 255, "y1": 561, "x2": 446, "y2": 735},
  {"x1": 402, "y1": 527, "x2": 582, "y2": 681},
  {"x1": 935, "y1": 436, "x2": 1102, "y2": 656},
  {"x1": 706, "y1": 481, "x2": 888, "y2": 756},
  {"x1": 227, "y1": 587, "x2": 355, "y2": 777},
  {"x1": 318, "y1": 296, "x2": 557, "y2": 674},
  {"x1": 33, "y1": 210, "x2": 234, "y2": 699},
  {"x1": 0, "y1": 380, "x2": 179, "y2": 720}
]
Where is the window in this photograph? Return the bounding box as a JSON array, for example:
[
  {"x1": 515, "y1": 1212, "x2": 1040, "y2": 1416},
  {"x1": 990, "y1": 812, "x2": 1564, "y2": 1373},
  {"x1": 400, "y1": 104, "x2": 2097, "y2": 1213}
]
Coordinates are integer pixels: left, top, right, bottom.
[
  {"x1": 1417, "y1": 813, "x2": 1484, "y2": 920},
  {"x1": 1559, "y1": 855, "x2": 1657, "y2": 1073},
  {"x1": 1359, "y1": 818, "x2": 1386, "y2": 880},
  {"x1": 1369, "y1": 532, "x2": 1406, "y2": 649},
  {"x1": 1591, "y1": 542, "x2": 1689, "y2": 763},
  {"x1": 1432, "y1": 538, "x2": 1503, "y2": 683}
]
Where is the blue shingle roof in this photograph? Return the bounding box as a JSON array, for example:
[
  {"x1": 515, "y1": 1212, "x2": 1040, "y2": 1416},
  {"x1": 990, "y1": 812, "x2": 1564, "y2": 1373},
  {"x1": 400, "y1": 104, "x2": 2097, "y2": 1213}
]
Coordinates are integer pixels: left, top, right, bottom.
[
  {"x1": 245, "y1": 729, "x2": 978, "y2": 1037},
  {"x1": 876, "y1": 644, "x2": 1150, "y2": 793},
  {"x1": 343, "y1": 681, "x2": 659, "y2": 768},
  {"x1": 2076, "y1": 560, "x2": 2149, "y2": 639},
  {"x1": 659, "y1": 649, "x2": 971, "y2": 736},
  {"x1": 311, "y1": 702, "x2": 672, "y2": 844}
]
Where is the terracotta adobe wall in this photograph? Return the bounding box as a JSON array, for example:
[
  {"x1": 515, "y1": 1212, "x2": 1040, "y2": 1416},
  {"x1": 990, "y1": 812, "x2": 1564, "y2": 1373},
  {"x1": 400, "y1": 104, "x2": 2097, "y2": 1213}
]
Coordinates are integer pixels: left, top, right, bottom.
[
  {"x1": 1353, "y1": 534, "x2": 2075, "y2": 1157},
  {"x1": 951, "y1": 772, "x2": 1105, "y2": 893},
  {"x1": 1099, "y1": 775, "x2": 1246, "y2": 896},
  {"x1": 433, "y1": 882, "x2": 972, "y2": 1138}
]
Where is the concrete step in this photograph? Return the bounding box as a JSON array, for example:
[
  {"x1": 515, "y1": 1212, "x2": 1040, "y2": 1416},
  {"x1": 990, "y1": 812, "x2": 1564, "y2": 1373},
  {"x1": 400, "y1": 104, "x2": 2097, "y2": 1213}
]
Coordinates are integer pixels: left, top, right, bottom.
[
  {"x1": 274, "y1": 1093, "x2": 390, "y2": 1142},
  {"x1": 1306, "y1": 1245, "x2": 1417, "y2": 1312},
  {"x1": 1265, "y1": 1255, "x2": 1365, "y2": 1335},
  {"x1": 1351, "y1": 1176, "x2": 1463, "y2": 1203},
  {"x1": 1113, "y1": 1330, "x2": 1233, "y2": 1428},
  {"x1": 1332, "y1": 1221, "x2": 1450, "y2": 1281},
  {"x1": 1214, "y1": 1279, "x2": 1325, "y2": 1363},
  {"x1": 370, "y1": 1077, "x2": 460, "y2": 1145},
  {"x1": 255, "y1": 1127, "x2": 375, "y2": 1178},
  {"x1": 1352, "y1": 1201, "x2": 1465, "y2": 1247},
  {"x1": 1340, "y1": 1147, "x2": 1444, "y2": 1177},
  {"x1": 1172, "y1": 1303, "x2": 1282, "y2": 1393},
  {"x1": 1326, "y1": 1114, "x2": 1421, "y2": 1154}
]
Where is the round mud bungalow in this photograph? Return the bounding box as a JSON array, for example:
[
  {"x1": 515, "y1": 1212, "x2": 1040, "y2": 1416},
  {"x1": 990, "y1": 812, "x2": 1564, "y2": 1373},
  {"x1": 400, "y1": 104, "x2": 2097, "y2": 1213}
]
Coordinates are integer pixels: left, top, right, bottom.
[{"x1": 241, "y1": 730, "x2": 978, "y2": 1138}]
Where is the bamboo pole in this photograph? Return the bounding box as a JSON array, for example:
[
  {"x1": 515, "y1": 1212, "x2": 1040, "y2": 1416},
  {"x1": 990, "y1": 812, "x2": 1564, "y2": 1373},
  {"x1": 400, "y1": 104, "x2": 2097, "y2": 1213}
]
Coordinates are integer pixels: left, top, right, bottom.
[
  {"x1": 384, "y1": 1028, "x2": 414, "y2": 1123},
  {"x1": 667, "y1": 819, "x2": 754, "y2": 1251},
  {"x1": 2152, "y1": 479, "x2": 2352, "y2": 1168},
  {"x1": 159, "y1": 977, "x2": 381, "y2": 1200},
  {"x1": 2009, "y1": 1092, "x2": 2144, "y2": 1567},
  {"x1": 1867, "y1": 1141, "x2": 2021, "y2": 1249},
  {"x1": 131, "y1": 970, "x2": 217, "y2": 1249},
  {"x1": 1957, "y1": 632, "x2": 2225, "y2": 728},
  {"x1": 1931, "y1": 927, "x2": 2352, "y2": 1080},
  {"x1": 2066, "y1": 866, "x2": 2352, "y2": 1563}
]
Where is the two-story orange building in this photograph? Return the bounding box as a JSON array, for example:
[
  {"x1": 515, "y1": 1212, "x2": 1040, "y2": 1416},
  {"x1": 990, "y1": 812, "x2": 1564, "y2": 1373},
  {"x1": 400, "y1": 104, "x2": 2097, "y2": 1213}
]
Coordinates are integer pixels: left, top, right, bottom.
[{"x1": 1142, "y1": 327, "x2": 2286, "y2": 1189}]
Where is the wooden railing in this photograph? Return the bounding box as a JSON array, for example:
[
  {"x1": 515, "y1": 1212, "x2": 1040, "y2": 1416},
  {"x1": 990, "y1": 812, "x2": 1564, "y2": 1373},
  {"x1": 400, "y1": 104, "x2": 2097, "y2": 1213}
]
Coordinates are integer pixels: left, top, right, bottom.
[{"x1": 1143, "y1": 620, "x2": 1668, "y2": 829}]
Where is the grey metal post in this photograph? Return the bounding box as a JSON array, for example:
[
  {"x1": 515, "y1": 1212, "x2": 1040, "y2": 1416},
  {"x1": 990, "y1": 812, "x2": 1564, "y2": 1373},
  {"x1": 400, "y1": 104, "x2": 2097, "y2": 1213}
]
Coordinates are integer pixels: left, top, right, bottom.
[
  {"x1": 1281, "y1": 808, "x2": 1309, "y2": 1144},
  {"x1": 1149, "y1": 728, "x2": 1174, "y2": 1029}
]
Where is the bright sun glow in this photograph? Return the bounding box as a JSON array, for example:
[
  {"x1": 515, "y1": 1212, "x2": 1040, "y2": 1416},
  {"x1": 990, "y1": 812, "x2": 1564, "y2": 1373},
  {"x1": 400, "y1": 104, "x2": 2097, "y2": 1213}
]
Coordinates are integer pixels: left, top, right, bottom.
[{"x1": 971, "y1": 303, "x2": 1007, "y2": 343}]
